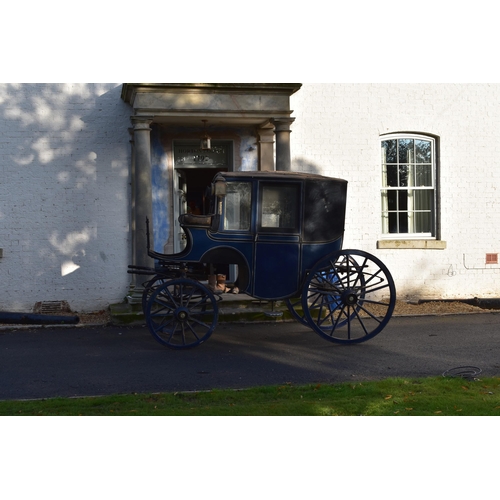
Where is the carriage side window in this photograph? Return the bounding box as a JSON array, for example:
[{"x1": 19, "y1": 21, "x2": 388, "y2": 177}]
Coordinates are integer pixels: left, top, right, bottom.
[
  {"x1": 223, "y1": 182, "x2": 251, "y2": 231},
  {"x1": 381, "y1": 134, "x2": 436, "y2": 237},
  {"x1": 259, "y1": 183, "x2": 300, "y2": 232}
]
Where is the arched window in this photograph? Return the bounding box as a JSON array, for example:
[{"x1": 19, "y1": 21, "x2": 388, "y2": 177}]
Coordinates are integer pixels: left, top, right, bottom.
[{"x1": 381, "y1": 134, "x2": 436, "y2": 237}]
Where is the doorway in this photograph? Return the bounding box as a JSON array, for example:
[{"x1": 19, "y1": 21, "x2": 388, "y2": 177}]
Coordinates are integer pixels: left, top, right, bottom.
[{"x1": 173, "y1": 141, "x2": 233, "y2": 253}]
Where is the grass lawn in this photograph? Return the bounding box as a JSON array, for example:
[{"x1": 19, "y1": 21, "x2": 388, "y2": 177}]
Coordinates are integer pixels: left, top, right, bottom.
[{"x1": 2, "y1": 376, "x2": 500, "y2": 416}]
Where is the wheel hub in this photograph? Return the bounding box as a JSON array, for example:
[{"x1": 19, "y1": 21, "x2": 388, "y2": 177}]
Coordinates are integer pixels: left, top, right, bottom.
[
  {"x1": 342, "y1": 289, "x2": 358, "y2": 306},
  {"x1": 175, "y1": 307, "x2": 189, "y2": 322}
]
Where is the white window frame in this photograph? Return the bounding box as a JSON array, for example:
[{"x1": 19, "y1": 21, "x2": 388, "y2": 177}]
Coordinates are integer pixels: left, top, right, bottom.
[{"x1": 380, "y1": 133, "x2": 437, "y2": 240}]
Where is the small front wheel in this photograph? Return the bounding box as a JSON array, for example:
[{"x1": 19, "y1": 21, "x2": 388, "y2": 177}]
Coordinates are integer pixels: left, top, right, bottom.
[
  {"x1": 302, "y1": 250, "x2": 396, "y2": 344},
  {"x1": 145, "y1": 278, "x2": 218, "y2": 349}
]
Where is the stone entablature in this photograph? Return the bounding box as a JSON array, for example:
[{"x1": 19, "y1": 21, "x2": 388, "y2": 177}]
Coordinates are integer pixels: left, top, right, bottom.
[{"x1": 121, "y1": 83, "x2": 301, "y2": 125}]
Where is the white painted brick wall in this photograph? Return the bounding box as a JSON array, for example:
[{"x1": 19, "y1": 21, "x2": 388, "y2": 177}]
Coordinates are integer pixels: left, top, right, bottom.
[
  {"x1": 291, "y1": 83, "x2": 500, "y2": 300},
  {"x1": 1, "y1": 83, "x2": 499, "y2": 311},
  {"x1": 0, "y1": 84, "x2": 131, "y2": 312}
]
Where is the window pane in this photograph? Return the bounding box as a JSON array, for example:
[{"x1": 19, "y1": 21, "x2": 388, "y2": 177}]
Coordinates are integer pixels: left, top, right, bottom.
[
  {"x1": 413, "y1": 189, "x2": 433, "y2": 211},
  {"x1": 382, "y1": 140, "x2": 397, "y2": 163},
  {"x1": 388, "y1": 212, "x2": 398, "y2": 233},
  {"x1": 387, "y1": 190, "x2": 398, "y2": 210},
  {"x1": 399, "y1": 165, "x2": 410, "y2": 187},
  {"x1": 398, "y1": 190, "x2": 408, "y2": 211},
  {"x1": 398, "y1": 212, "x2": 408, "y2": 233},
  {"x1": 398, "y1": 139, "x2": 414, "y2": 163},
  {"x1": 386, "y1": 165, "x2": 398, "y2": 187},
  {"x1": 415, "y1": 140, "x2": 431, "y2": 163},
  {"x1": 261, "y1": 183, "x2": 300, "y2": 230},
  {"x1": 413, "y1": 212, "x2": 431, "y2": 233},
  {"x1": 224, "y1": 182, "x2": 251, "y2": 231},
  {"x1": 415, "y1": 165, "x2": 432, "y2": 186}
]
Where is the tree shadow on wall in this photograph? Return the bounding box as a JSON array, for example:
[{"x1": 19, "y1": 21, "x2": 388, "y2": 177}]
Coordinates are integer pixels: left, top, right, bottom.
[
  {"x1": 292, "y1": 156, "x2": 323, "y2": 176},
  {"x1": 0, "y1": 83, "x2": 131, "y2": 311}
]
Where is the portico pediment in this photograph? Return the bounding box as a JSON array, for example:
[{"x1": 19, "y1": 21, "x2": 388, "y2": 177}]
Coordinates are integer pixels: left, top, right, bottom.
[{"x1": 121, "y1": 83, "x2": 301, "y2": 126}]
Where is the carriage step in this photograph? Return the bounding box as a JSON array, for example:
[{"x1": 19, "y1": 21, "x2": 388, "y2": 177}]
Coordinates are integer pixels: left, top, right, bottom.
[{"x1": 109, "y1": 295, "x2": 293, "y2": 326}]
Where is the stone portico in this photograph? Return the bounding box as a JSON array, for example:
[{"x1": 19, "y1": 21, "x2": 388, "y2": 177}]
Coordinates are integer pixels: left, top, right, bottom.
[{"x1": 121, "y1": 83, "x2": 301, "y2": 300}]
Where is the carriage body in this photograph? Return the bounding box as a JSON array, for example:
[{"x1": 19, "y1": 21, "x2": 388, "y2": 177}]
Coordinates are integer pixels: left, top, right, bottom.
[
  {"x1": 131, "y1": 171, "x2": 396, "y2": 349},
  {"x1": 152, "y1": 171, "x2": 348, "y2": 300}
]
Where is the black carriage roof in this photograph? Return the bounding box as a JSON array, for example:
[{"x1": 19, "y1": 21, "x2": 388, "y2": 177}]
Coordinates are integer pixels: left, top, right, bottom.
[
  {"x1": 214, "y1": 170, "x2": 348, "y2": 243},
  {"x1": 214, "y1": 170, "x2": 347, "y2": 184}
]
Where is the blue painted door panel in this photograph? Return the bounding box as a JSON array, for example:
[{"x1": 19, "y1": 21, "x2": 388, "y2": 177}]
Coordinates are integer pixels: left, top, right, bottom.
[{"x1": 253, "y1": 242, "x2": 300, "y2": 299}]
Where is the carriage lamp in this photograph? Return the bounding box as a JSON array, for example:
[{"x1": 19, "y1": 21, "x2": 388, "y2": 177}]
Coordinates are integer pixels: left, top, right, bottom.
[
  {"x1": 213, "y1": 180, "x2": 226, "y2": 196},
  {"x1": 200, "y1": 120, "x2": 211, "y2": 150}
]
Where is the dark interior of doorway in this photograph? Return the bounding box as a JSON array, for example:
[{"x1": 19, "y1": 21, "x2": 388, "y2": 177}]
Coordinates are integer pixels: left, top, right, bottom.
[
  {"x1": 180, "y1": 166, "x2": 230, "y2": 281},
  {"x1": 181, "y1": 167, "x2": 227, "y2": 215}
]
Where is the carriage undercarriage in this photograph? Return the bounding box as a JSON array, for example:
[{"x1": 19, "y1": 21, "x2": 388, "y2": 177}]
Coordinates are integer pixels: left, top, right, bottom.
[{"x1": 129, "y1": 249, "x2": 396, "y2": 349}]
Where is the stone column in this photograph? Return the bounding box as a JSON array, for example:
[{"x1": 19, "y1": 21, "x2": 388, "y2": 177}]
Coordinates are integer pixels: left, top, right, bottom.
[
  {"x1": 272, "y1": 118, "x2": 295, "y2": 171},
  {"x1": 128, "y1": 117, "x2": 154, "y2": 303},
  {"x1": 257, "y1": 123, "x2": 275, "y2": 171}
]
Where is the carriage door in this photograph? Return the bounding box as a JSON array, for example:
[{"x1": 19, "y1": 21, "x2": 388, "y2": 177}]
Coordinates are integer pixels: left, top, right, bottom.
[
  {"x1": 253, "y1": 182, "x2": 302, "y2": 299},
  {"x1": 173, "y1": 141, "x2": 233, "y2": 253}
]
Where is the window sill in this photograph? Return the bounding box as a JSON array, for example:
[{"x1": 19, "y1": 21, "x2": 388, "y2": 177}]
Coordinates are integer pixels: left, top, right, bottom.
[{"x1": 377, "y1": 239, "x2": 446, "y2": 250}]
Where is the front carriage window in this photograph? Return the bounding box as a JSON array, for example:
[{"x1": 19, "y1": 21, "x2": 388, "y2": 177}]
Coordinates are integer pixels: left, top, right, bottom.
[
  {"x1": 260, "y1": 183, "x2": 300, "y2": 232},
  {"x1": 223, "y1": 182, "x2": 251, "y2": 231},
  {"x1": 381, "y1": 134, "x2": 436, "y2": 237}
]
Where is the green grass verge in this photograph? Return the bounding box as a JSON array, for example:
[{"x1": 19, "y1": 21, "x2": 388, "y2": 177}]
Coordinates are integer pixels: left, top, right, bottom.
[{"x1": 2, "y1": 376, "x2": 500, "y2": 416}]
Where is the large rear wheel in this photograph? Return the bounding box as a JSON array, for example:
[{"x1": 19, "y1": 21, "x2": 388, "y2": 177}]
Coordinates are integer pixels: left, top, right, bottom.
[
  {"x1": 286, "y1": 256, "x2": 362, "y2": 328},
  {"x1": 302, "y1": 250, "x2": 396, "y2": 344}
]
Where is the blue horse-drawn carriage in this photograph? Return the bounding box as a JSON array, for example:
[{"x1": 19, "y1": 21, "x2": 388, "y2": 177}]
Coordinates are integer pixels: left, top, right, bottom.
[{"x1": 129, "y1": 171, "x2": 396, "y2": 349}]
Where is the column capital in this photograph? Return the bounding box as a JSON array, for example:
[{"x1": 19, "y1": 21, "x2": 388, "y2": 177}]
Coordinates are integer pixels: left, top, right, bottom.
[
  {"x1": 131, "y1": 116, "x2": 153, "y2": 131},
  {"x1": 257, "y1": 127, "x2": 275, "y2": 144},
  {"x1": 271, "y1": 117, "x2": 295, "y2": 132}
]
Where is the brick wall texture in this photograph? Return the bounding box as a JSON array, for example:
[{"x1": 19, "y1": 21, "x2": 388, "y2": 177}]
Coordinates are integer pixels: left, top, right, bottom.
[
  {"x1": 291, "y1": 83, "x2": 500, "y2": 300},
  {"x1": 1, "y1": 83, "x2": 499, "y2": 311}
]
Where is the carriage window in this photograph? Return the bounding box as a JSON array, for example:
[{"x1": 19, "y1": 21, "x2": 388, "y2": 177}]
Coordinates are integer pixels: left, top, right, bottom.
[
  {"x1": 260, "y1": 183, "x2": 300, "y2": 232},
  {"x1": 223, "y1": 182, "x2": 251, "y2": 231},
  {"x1": 381, "y1": 134, "x2": 436, "y2": 237}
]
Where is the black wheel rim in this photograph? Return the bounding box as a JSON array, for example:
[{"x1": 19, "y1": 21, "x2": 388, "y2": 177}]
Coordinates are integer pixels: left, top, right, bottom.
[
  {"x1": 285, "y1": 297, "x2": 309, "y2": 326},
  {"x1": 302, "y1": 250, "x2": 396, "y2": 344},
  {"x1": 146, "y1": 278, "x2": 218, "y2": 349}
]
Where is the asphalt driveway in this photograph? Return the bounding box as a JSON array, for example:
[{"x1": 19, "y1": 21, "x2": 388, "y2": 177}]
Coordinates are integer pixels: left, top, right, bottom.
[{"x1": 0, "y1": 313, "x2": 499, "y2": 400}]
